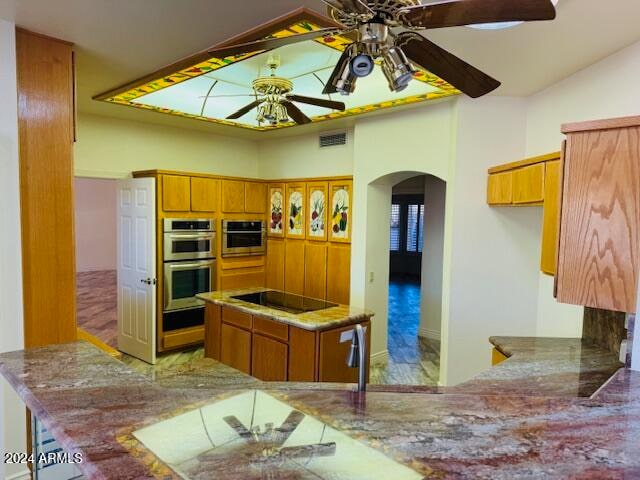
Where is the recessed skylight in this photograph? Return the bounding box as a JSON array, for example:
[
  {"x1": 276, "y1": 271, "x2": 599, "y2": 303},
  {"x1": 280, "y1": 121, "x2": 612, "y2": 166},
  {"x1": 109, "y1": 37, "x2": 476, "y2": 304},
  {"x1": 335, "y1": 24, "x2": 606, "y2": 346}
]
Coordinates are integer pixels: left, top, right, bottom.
[{"x1": 95, "y1": 14, "x2": 460, "y2": 131}]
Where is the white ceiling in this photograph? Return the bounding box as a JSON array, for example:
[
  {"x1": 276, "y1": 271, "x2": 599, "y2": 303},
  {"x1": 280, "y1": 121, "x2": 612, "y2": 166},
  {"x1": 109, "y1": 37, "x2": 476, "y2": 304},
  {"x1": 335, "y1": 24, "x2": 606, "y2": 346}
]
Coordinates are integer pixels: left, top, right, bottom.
[{"x1": 2, "y1": 0, "x2": 640, "y2": 138}]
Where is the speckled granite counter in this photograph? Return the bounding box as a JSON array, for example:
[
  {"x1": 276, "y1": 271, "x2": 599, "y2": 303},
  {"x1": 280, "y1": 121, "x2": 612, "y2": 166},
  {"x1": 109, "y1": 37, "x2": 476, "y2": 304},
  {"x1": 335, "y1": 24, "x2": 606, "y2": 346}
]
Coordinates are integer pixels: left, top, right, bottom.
[
  {"x1": 197, "y1": 287, "x2": 373, "y2": 331},
  {"x1": 452, "y1": 336, "x2": 624, "y2": 397},
  {"x1": 1, "y1": 339, "x2": 638, "y2": 479}
]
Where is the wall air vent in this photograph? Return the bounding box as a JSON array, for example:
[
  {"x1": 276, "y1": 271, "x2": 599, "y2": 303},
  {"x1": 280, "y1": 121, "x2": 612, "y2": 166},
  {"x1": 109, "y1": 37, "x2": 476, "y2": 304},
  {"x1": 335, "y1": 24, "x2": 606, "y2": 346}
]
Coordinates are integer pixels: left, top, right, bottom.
[{"x1": 319, "y1": 131, "x2": 347, "y2": 148}]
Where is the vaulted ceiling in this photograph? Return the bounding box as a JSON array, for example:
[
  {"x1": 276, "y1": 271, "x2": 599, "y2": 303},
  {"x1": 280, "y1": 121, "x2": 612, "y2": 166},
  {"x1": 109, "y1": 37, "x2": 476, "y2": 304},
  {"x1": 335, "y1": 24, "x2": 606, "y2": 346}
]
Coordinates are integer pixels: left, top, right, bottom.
[{"x1": 2, "y1": 0, "x2": 640, "y2": 138}]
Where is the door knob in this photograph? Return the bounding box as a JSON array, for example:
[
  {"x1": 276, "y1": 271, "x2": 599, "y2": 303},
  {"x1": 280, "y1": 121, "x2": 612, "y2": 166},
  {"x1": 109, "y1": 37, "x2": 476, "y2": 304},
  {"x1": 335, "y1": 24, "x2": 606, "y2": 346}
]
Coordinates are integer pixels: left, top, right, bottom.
[{"x1": 140, "y1": 278, "x2": 156, "y2": 285}]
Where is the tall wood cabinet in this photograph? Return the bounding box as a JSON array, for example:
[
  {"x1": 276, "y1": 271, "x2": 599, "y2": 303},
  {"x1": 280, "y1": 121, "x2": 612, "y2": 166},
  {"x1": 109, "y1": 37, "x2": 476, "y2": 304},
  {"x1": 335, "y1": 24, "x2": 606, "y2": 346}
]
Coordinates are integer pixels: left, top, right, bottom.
[
  {"x1": 556, "y1": 116, "x2": 640, "y2": 313},
  {"x1": 17, "y1": 29, "x2": 77, "y2": 348}
]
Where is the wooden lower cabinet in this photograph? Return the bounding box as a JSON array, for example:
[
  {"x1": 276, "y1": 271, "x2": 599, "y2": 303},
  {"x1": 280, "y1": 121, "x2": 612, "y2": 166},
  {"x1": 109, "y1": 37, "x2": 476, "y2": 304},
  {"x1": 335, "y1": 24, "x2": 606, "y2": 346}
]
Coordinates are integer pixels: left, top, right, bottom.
[
  {"x1": 220, "y1": 323, "x2": 252, "y2": 374},
  {"x1": 205, "y1": 303, "x2": 370, "y2": 383},
  {"x1": 318, "y1": 321, "x2": 370, "y2": 383},
  {"x1": 252, "y1": 334, "x2": 288, "y2": 381}
]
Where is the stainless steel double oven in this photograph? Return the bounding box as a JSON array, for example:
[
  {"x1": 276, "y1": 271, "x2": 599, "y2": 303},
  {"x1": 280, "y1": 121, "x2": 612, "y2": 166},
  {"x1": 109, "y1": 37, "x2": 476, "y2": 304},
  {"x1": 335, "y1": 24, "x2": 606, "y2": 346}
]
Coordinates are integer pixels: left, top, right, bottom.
[{"x1": 162, "y1": 218, "x2": 216, "y2": 332}]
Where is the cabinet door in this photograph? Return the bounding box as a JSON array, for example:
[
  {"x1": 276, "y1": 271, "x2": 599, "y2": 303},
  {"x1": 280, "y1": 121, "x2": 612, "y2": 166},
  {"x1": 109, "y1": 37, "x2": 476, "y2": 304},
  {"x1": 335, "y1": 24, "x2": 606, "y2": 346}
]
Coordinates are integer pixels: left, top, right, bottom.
[
  {"x1": 219, "y1": 268, "x2": 265, "y2": 291},
  {"x1": 252, "y1": 333, "x2": 288, "y2": 381},
  {"x1": 326, "y1": 244, "x2": 351, "y2": 305},
  {"x1": 284, "y1": 240, "x2": 305, "y2": 295},
  {"x1": 486, "y1": 171, "x2": 513, "y2": 205},
  {"x1": 245, "y1": 181, "x2": 267, "y2": 213},
  {"x1": 289, "y1": 327, "x2": 317, "y2": 381},
  {"x1": 304, "y1": 242, "x2": 327, "y2": 300},
  {"x1": 540, "y1": 160, "x2": 561, "y2": 275},
  {"x1": 286, "y1": 183, "x2": 306, "y2": 239},
  {"x1": 513, "y1": 163, "x2": 545, "y2": 204},
  {"x1": 318, "y1": 321, "x2": 370, "y2": 383},
  {"x1": 222, "y1": 180, "x2": 245, "y2": 213},
  {"x1": 220, "y1": 323, "x2": 251, "y2": 374},
  {"x1": 162, "y1": 175, "x2": 191, "y2": 211},
  {"x1": 191, "y1": 177, "x2": 218, "y2": 212},
  {"x1": 266, "y1": 238, "x2": 285, "y2": 291},
  {"x1": 328, "y1": 180, "x2": 352, "y2": 243},
  {"x1": 557, "y1": 127, "x2": 640, "y2": 312}
]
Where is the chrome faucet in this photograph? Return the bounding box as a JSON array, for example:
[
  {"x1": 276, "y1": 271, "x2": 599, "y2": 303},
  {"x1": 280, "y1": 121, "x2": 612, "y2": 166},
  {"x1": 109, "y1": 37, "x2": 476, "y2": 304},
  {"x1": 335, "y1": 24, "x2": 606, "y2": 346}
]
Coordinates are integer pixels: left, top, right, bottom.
[{"x1": 342, "y1": 324, "x2": 367, "y2": 392}]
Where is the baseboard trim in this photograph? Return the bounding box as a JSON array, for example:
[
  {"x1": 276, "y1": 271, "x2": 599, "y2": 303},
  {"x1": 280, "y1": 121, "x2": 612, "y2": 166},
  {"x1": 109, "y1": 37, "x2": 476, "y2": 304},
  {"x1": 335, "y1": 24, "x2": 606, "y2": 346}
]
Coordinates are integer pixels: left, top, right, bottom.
[
  {"x1": 418, "y1": 326, "x2": 441, "y2": 341},
  {"x1": 6, "y1": 469, "x2": 31, "y2": 480},
  {"x1": 370, "y1": 349, "x2": 389, "y2": 365}
]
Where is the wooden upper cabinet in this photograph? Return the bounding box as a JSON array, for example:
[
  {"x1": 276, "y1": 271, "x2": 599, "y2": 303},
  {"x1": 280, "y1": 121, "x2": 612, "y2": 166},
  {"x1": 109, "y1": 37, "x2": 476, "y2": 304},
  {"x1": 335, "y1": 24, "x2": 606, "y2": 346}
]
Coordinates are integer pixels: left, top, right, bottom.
[
  {"x1": 265, "y1": 238, "x2": 285, "y2": 291},
  {"x1": 304, "y1": 242, "x2": 327, "y2": 300},
  {"x1": 513, "y1": 163, "x2": 545, "y2": 204},
  {"x1": 191, "y1": 177, "x2": 218, "y2": 212},
  {"x1": 245, "y1": 181, "x2": 267, "y2": 213},
  {"x1": 540, "y1": 159, "x2": 561, "y2": 275},
  {"x1": 222, "y1": 179, "x2": 245, "y2": 213},
  {"x1": 557, "y1": 116, "x2": 640, "y2": 313},
  {"x1": 487, "y1": 171, "x2": 513, "y2": 205},
  {"x1": 162, "y1": 175, "x2": 191, "y2": 211},
  {"x1": 284, "y1": 240, "x2": 305, "y2": 295},
  {"x1": 326, "y1": 244, "x2": 351, "y2": 305}
]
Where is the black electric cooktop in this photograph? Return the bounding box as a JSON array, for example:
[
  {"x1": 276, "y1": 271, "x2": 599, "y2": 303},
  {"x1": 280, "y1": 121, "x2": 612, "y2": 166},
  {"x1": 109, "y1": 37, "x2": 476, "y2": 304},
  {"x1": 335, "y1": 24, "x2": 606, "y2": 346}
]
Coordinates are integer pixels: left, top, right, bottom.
[{"x1": 231, "y1": 290, "x2": 338, "y2": 314}]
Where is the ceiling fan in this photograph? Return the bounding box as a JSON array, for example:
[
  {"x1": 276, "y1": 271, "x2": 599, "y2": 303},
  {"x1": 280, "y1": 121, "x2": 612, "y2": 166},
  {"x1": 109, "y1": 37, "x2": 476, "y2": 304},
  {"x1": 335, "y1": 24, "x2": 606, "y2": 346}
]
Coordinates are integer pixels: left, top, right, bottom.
[
  {"x1": 200, "y1": 0, "x2": 556, "y2": 99},
  {"x1": 201, "y1": 55, "x2": 346, "y2": 126}
]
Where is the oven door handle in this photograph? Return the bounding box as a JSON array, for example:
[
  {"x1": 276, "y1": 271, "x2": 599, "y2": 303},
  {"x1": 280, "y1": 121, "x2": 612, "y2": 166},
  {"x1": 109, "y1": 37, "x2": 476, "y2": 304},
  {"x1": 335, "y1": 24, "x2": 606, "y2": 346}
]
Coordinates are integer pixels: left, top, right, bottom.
[
  {"x1": 223, "y1": 230, "x2": 264, "y2": 234},
  {"x1": 167, "y1": 233, "x2": 215, "y2": 239},
  {"x1": 166, "y1": 262, "x2": 213, "y2": 270}
]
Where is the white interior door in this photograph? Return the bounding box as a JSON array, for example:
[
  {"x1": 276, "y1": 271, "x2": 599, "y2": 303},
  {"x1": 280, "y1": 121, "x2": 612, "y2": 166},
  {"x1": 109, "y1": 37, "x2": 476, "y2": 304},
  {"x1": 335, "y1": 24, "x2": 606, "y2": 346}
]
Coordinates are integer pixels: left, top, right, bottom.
[{"x1": 117, "y1": 177, "x2": 157, "y2": 364}]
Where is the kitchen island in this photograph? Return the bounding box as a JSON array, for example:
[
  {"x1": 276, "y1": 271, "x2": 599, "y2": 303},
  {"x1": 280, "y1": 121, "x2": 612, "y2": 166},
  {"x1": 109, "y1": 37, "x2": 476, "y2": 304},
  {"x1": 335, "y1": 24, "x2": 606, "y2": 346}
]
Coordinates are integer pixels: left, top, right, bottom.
[
  {"x1": 1, "y1": 337, "x2": 638, "y2": 479},
  {"x1": 197, "y1": 288, "x2": 373, "y2": 383}
]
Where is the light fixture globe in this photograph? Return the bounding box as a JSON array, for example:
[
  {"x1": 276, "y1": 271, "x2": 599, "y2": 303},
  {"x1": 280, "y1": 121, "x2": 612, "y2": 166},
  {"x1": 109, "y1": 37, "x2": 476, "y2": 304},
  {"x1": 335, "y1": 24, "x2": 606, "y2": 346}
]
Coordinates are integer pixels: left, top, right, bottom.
[{"x1": 350, "y1": 53, "x2": 375, "y2": 77}]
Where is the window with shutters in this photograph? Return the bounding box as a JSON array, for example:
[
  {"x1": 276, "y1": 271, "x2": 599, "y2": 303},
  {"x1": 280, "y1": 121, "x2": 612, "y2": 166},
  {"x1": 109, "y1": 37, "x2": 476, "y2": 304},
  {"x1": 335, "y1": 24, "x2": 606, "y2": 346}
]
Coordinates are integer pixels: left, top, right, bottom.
[
  {"x1": 390, "y1": 203, "x2": 401, "y2": 252},
  {"x1": 389, "y1": 195, "x2": 424, "y2": 255}
]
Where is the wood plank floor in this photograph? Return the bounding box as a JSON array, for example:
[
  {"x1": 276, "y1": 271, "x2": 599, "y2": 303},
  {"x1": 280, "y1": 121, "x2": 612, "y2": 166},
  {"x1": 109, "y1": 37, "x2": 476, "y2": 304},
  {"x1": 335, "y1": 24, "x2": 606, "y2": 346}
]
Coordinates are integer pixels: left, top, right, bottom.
[{"x1": 76, "y1": 271, "x2": 440, "y2": 384}]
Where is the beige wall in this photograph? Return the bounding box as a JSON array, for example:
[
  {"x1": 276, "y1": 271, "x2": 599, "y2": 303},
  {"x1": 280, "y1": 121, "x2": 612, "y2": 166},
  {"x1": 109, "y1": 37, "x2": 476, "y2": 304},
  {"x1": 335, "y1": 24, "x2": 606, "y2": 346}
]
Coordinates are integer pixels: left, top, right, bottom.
[
  {"x1": 527, "y1": 39, "x2": 640, "y2": 337},
  {"x1": 74, "y1": 178, "x2": 117, "y2": 272},
  {"x1": 257, "y1": 127, "x2": 354, "y2": 179},
  {"x1": 419, "y1": 175, "x2": 446, "y2": 341},
  {"x1": 75, "y1": 113, "x2": 260, "y2": 179},
  {"x1": 0, "y1": 18, "x2": 28, "y2": 480}
]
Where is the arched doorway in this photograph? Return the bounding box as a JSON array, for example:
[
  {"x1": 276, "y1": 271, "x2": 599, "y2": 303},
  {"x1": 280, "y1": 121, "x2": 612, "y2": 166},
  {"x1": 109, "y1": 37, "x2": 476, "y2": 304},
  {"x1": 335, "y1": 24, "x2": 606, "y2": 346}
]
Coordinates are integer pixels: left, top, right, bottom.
[{"x1": 355, "y1": 171, "x2": 447, "y2": 385}]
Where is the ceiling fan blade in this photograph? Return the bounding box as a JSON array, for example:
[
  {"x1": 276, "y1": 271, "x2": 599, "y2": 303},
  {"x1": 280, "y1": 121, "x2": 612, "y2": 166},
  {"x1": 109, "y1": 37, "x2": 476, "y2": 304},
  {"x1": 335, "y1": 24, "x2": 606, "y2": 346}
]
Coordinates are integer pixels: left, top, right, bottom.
[
  {"x1": 287, "y1": 94, "x2": 345, "y2": 111},
  {"x1": 207, "y1": 28, "x2": 344, "y2": 59},
  {"x1": 322, "y1": 44, "x2": 354, "y2": 95},
  {"x1": 321, "y1": 0, "x2": 375, "y2": 17},
  {"x1": 282, "y1": 101, "x2": 312, "y2": 125},
  {"x1": 226, "y1": 99, "x2": 263, "y2": 119},
  {"x1": 397, "y1": 32, "x2": 500, "y2": 98},
  {"x1": 399, "y1": 0, "x2": 556, "y2": 29}
]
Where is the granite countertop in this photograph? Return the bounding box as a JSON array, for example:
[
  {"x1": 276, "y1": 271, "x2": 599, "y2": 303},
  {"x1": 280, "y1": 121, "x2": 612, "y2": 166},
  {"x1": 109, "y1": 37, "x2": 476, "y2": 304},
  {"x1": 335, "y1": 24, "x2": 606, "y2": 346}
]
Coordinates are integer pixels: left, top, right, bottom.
[
  {"x1": 1, "y1": 339, "x2": 638, "y2": 479},
  {"x1": 451, "y1": 336, "x2": 624, "y2": 397},
  {"x1": 197, "y1": 287, "x2": 374, "y2": 331}
]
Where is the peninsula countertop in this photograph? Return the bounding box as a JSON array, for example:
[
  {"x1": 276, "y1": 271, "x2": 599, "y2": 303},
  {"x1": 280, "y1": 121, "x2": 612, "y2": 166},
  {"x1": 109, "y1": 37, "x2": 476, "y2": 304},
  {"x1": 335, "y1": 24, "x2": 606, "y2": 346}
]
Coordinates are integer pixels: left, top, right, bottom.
[
  {"x1": 1, "y1": 338, "x2": 638, "y2": 479},
  {"x1": 197, "y1": 287, "x2": 374, "y2": 331}
]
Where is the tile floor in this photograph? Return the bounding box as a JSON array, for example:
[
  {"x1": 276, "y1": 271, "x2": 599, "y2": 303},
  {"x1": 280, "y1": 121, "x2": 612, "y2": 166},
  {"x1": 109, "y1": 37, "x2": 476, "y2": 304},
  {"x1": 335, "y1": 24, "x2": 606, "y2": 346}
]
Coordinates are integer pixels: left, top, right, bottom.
[
  {"x1": 369, "y1": 277, "x2": 440, "y2": 386},
  {"x1": 76, "y1": 270, "x2": 440, "y2": 385}
]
